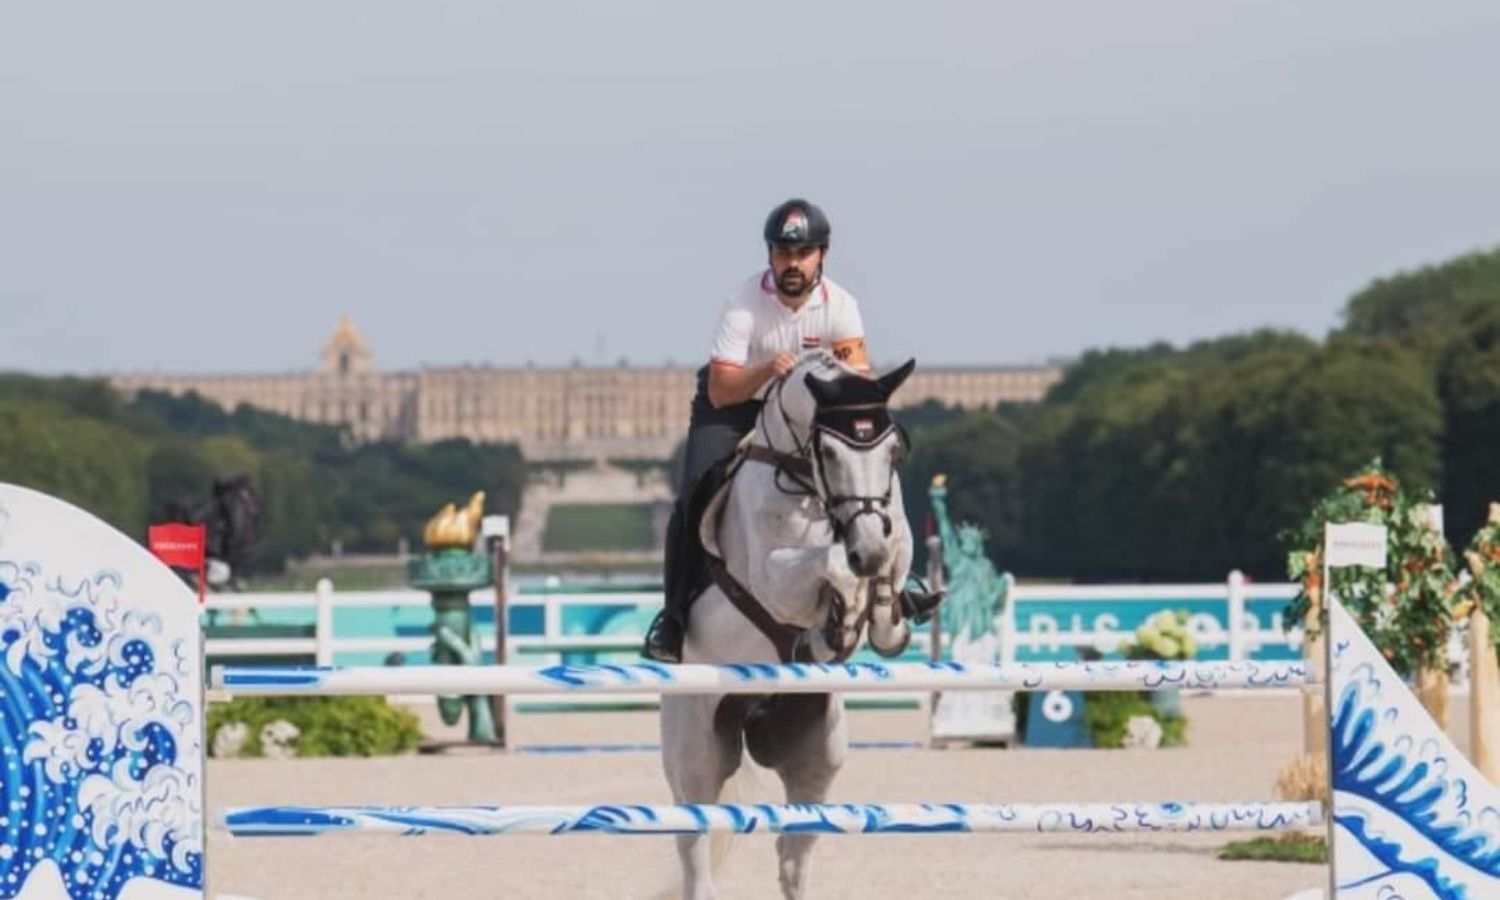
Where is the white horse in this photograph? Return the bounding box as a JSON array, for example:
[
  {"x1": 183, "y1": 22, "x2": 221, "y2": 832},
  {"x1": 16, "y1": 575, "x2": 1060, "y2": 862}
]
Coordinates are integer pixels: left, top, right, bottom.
[{"x1": 660, "y1": 352, "x2": 918, "y2": 900}]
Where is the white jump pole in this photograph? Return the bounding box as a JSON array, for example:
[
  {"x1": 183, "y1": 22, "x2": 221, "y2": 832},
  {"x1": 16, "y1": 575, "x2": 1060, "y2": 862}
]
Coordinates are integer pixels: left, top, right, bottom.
[
  {"x1": 222, "y1": 801, "x2": 1324, "y2": 838},
  {"x1": 211, "y1": 659, "x2": 1312, "y2": 697}
]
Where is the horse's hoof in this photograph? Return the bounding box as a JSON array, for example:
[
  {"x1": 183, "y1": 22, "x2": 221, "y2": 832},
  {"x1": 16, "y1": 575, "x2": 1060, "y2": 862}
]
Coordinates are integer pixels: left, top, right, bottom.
[{"x1": 871, "y1": 633, "x2": 912, "y2": 658}]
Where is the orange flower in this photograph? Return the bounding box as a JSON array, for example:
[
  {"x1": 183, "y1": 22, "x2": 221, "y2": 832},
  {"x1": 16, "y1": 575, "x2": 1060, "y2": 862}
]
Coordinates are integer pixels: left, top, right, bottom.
[{"x1": 1344, "y1": 473, "x2": 1397, "y2": 507}]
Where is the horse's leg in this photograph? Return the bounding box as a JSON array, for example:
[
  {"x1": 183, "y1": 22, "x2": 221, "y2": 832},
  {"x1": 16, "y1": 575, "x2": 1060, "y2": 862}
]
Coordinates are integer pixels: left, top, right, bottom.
[
  {"x1": 768, "y1": 696, "x2": 848, "y2": 900},
  {"x1": 869, "y1": 480, "x2": 914, "y2": 656},
  {"x1": 661, "y1": 694, "x2": 741, "y2": 900},
  {"x1": 761, "y1": 544, "x2": 864, "y2": 660}
]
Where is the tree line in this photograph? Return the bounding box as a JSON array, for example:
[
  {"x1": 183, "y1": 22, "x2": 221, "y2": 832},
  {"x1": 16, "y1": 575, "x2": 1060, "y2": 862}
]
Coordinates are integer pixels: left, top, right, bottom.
[
  {"x1": 900, "y1": 244, "x2": 1500, "y2": 581},
  {"x1": 0, "y1": 379, "x2": 524, "y2": 573}
]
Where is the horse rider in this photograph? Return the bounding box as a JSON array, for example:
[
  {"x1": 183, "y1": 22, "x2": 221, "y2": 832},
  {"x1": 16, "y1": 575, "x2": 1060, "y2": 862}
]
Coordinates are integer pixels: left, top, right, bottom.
[{"x1": 642, "y1": 198, "x2": 940, "y2": 664}]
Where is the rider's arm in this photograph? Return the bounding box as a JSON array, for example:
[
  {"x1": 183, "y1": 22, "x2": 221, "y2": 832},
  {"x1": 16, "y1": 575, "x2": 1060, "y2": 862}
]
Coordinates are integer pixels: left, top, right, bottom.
[
  {"x1": 706, "y1": 300, "x2": 781, "y2": 408},
  {"x1": 707, "y1": 360, "x2": 781, "y2": 408},
  {"x1": 828, "y1": 295, "x2": 871, "y2": 374}
]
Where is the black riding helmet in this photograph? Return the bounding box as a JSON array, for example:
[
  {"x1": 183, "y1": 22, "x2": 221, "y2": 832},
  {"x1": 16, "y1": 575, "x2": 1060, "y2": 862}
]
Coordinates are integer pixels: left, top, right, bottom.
[{"x1": 764, "y1": 198, "x2": 831, "y2": 249}]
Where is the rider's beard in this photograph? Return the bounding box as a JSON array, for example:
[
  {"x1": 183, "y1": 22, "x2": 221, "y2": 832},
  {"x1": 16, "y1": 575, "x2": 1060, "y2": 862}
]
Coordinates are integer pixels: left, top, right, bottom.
[{"x1": 776, "y1": 266, "x2": 814, "y2": 297}]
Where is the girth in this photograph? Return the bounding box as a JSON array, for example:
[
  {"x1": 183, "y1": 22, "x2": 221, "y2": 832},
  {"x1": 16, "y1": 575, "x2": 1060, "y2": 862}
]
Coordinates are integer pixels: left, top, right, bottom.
[{"x1": 706, "y1": 556, "x2": 805, "y2": 663}]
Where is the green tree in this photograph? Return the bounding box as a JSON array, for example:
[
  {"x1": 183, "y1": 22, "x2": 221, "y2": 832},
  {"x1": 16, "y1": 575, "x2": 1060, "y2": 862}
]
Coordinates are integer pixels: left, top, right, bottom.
[
  {"x1": 1340, "y1": 244, "x2": 1500, "y2": 363},
  {"x1": 1438, "y1": 304, "x2": 1500, "y2": 545},
  {"x1": 0, "y1": 400, "x2": 147, "y2": 533},
  {"x1": 1019, "y1": 334, "x2": 1438, "y2": 579},
  {"x1": 901, "y1": 410, "x2": 1027, "y2": 571}
]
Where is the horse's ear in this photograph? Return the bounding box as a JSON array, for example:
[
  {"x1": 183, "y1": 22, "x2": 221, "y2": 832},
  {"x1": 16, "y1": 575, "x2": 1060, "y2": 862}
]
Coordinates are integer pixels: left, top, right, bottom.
[
  {"x1": 875, "y1": 358, "x2": 916, "y2": 399},
  {"x1": 803, "y1": 372, "x2": 837, "y2": 407}
]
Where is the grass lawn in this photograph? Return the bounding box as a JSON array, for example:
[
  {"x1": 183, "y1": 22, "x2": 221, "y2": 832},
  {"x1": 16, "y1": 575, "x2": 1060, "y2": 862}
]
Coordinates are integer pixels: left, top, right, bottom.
[
  {"x1": 542, "y1": 503, "x2": 656, "y2": 553},
  {"x1": 249, "y1": 563, "x2": 408, "y2": 591},
  {"x1": 1219, "y1": 833, "x2": 1326, "y2": 864}
]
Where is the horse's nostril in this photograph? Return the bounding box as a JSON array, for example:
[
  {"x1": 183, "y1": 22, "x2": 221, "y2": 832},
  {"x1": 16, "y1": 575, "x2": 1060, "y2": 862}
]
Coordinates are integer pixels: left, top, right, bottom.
[{"x1": 848, "y1": 551, "x2": 863, "y2": 571}]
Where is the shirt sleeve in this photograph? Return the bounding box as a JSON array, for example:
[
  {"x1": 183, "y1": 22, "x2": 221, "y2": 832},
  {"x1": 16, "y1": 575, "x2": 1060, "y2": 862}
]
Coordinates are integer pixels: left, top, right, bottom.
[
  {"x1": 709, "y1": 302, "x2": 752, "y2": 368},
  {"x1": 828, "y1": 295, "x2": 870, "y2": 371},
  {"x1": 828, "y1": 295, "x2": 865, "y2": 343}
]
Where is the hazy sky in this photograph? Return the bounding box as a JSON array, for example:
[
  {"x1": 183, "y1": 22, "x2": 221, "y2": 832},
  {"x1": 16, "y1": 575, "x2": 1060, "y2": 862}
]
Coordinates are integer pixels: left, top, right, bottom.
[{"x1": 4, "y1": 1, "x2": 1500, "y2": 375}]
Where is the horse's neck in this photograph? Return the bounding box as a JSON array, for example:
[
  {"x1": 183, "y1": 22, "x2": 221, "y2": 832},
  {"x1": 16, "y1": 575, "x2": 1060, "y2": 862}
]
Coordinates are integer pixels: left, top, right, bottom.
[{"x1": 717, "y1": 454, "x2": 830, "y2": 626}]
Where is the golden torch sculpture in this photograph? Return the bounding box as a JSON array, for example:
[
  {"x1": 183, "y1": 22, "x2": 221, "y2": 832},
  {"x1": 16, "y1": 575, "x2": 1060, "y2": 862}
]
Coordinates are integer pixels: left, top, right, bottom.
[{"x1": 422, "y1": 491, "x2": 486, "y2": 550}]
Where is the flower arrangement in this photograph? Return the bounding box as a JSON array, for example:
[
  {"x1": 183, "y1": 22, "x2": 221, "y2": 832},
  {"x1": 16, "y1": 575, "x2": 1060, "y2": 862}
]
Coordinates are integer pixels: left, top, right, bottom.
[
  {"x1": 1284, "y1": 459, "x2": 1455, "y2": 678},
  {"x1": 1454, "y1": 503, "x2": 1500, "y2": 659},
  {"x1": 1121, "y1": 610, "x2": 1198, "y2": 661}
]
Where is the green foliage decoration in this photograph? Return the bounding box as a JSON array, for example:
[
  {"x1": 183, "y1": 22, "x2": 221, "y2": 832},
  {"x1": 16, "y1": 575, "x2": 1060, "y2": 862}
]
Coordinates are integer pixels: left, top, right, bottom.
[
  {"x1": 1081, "y1": 610, "x2": 1195, "y2": 748},
  {"x1": 1284, "y1": 459, "x2": 1455, "y2": 677},
  {"x1": 1121, "y1": 610, "x2": 1197, "y2": 661},
  {"x1": 1082, "y1": 692, "x2": 1186, "y2": 749},
  {"x1": 206, "y1": 696, "x2": 424, "y2": 758}
]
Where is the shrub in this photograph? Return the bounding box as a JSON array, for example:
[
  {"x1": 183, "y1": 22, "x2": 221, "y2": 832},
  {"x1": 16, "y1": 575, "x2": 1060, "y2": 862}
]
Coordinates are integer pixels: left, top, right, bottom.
[
  {"x1": 207, "y1": 696, "x2": 424, "y2": 758},
  {"x1": 1219, "y1": 833, "x2": 1327, "y2": 864},
  {"x1": 1082, "y1": 691, "x2": 1186, "y2": 748}
]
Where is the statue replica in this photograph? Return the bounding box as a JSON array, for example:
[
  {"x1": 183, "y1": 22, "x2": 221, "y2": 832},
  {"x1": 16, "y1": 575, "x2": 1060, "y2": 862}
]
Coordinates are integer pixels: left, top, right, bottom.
[
  {"x1": 928, "y1": 474, "x2": 1017, "y2": 744},
  {"x1": 407, "y1": 491, "x2": 499, "y2": 743}
]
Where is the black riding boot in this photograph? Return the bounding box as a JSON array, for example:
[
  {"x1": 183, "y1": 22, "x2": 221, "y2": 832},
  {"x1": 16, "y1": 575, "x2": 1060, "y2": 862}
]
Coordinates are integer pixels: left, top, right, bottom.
[
  {"x1": 643, "y1": 504, "x2": 690, "y2": 663},
  {"x1": 643, "y1": 610, "x2": 684, "y2": 663},
  {"x1": 898, "y1": 578, "x2": 946, "y2": 625}
]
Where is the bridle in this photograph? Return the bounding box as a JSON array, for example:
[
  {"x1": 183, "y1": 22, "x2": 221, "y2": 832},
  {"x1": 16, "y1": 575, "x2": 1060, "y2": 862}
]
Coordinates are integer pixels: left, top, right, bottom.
[
  {"x1": 721, "y1": 365, "x2": 912, "y2": 662},
  {"x1": 811, "y1": 403, "x2": 908, "y2": 542},
  {"x1": 754, "y1": 371, "x2": 910, "y2": 541}
]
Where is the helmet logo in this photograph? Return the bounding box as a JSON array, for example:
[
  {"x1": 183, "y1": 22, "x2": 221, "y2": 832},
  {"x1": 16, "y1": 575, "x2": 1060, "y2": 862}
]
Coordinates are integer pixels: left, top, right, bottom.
[{"x1": 780, "y1": 210, "x2": 809, "y2": 241}]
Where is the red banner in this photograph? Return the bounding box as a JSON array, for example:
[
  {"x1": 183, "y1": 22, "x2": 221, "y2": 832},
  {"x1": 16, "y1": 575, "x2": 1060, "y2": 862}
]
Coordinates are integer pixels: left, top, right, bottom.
[{"x1": 148, "y1": 523, "x2": 207, "y2": 603}]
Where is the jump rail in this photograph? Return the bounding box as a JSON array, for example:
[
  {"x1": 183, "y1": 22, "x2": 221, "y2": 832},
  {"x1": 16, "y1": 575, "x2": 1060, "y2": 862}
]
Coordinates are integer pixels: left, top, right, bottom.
[
  {"x1": 211, "y1": 659, "x2": 1311, "y2": 696},
  {"x1": 223, "y1": 801, "x2": 1323, "y2": 837}
]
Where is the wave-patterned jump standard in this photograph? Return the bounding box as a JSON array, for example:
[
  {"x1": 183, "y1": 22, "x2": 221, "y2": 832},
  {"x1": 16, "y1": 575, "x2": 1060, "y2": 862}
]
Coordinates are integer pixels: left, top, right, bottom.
[
  {"x1": 212, "y1": 658, "x2": 1311, "y2": 696},
  {"x1": 222, "y1": 801, "x2": 1322, "y2": 837},
  {"x1": 1327, "y1": 600, "x2": 1500, "y2": 898},
  {"x1": 0, "y1": 483, "x2": 205, "y2": 900}
]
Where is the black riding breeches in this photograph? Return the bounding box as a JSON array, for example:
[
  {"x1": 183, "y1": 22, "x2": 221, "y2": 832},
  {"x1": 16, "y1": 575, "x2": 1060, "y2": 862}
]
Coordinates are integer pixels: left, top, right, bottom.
[{"x1": 662, "y1": 368, "x2": 761, "y2": 624}]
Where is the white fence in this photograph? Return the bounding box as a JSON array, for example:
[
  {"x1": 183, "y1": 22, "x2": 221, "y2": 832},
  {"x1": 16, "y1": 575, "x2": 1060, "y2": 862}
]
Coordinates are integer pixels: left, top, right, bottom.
[
  {"x1": 203, "y1": 571, "x2": 1306, "y2": 666},
  {"x1": 203, "y1": 574, "x2": 1482, "y2": 708}
]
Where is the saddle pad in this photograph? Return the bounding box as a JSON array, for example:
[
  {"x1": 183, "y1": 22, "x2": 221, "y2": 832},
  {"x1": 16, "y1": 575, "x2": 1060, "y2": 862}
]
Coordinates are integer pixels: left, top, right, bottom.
[{"x1": 698, "y1": 431, "x2": 756, "y2": 559}]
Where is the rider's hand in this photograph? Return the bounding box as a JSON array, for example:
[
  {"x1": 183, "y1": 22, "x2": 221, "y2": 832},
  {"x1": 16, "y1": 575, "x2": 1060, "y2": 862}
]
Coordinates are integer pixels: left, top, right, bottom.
[{"x1": 769, "y1": 351, "x2": 798, "y2": 379}]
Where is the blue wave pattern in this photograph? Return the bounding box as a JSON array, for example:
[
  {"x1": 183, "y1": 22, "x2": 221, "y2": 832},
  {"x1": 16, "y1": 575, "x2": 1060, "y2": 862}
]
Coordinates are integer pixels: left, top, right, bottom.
[
  {"x1": 219, "y1": 659, "x2": 1308, "y2": 693},
  {"x1": 532, "y1": 659, "x2": 1309, "y2": 691},
  {"x1": 1329, "y1": 603, "x2": 1500, "y2": 899},
  {"x1": 222, "y1": 801, "x2": 1320, "y2": 838},
  {"x1": 0, "y1": 559, "x2": 203, "y2": 899}
]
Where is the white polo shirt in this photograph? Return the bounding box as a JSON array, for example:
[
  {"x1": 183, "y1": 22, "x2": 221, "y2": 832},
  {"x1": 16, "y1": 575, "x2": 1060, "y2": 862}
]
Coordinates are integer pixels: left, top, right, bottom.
[{"x1": 709, "y1": 270, "x2": 868, "y2": 371}]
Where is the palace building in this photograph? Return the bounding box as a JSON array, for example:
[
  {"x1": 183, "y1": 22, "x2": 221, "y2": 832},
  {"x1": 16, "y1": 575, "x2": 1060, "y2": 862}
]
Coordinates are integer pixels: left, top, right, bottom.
[{"x1": 111, "y1": 318, "x2": 1062, "y2": 460}]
